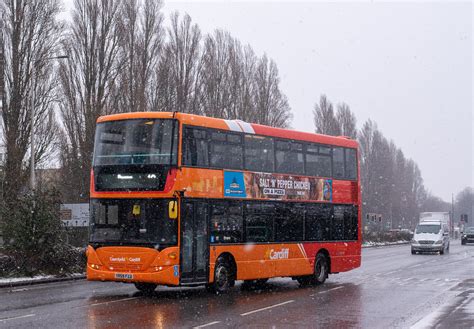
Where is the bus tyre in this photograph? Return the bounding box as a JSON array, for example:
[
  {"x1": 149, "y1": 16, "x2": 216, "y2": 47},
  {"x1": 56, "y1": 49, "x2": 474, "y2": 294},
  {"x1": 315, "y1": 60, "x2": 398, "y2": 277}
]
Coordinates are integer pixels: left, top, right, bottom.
[
  {"x1": 212, "y1": 259, "x2": 234, "y2": 294},
  {"x1": 134, "y1": 282, "x2": 157, "y2": 294},
  {"x1": 313, "y1": 253, "x2": 329, "y2": 285}
]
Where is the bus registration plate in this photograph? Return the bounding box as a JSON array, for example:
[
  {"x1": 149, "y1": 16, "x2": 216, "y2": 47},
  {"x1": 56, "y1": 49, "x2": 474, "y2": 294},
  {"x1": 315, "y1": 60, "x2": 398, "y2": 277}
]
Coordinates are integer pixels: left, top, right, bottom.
[{"x1": 115, "y1": 273, "x2": 133, "y2": 280}]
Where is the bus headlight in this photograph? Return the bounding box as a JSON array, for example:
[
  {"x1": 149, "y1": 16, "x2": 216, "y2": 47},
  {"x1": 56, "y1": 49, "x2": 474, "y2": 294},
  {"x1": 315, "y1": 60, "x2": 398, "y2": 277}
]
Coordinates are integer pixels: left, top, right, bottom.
[{"x1": 90, "y1": 264, "x2": 100, "y2": 270}]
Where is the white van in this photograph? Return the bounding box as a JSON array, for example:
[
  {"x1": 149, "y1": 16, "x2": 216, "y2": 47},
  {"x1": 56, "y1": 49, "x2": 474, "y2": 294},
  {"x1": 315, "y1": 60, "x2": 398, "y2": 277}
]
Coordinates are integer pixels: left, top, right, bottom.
[{"x1": 411, "y1": 220, "x2": 450, "y2": 254}]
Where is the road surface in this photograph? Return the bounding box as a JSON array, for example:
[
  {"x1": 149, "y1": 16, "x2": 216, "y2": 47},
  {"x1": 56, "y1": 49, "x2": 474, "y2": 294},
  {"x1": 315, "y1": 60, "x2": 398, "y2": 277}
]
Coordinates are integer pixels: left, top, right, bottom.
[{"x1": 1, "y1": 240, "x2": 473, "y2": 328}]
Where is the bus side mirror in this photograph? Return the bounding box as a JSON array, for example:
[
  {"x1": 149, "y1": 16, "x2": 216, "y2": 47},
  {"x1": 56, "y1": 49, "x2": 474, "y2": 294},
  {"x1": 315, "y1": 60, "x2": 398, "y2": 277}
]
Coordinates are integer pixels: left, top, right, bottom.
[{"x1": 168, "y1": 201, "x2": 178, "y2": 219}]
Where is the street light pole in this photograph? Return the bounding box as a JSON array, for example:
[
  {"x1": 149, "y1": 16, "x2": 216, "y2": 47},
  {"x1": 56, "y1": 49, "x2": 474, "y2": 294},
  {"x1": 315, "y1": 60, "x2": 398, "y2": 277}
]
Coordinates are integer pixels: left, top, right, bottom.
[{"x1": 30, "y1": 55, "x2": 69, "y2": 192}]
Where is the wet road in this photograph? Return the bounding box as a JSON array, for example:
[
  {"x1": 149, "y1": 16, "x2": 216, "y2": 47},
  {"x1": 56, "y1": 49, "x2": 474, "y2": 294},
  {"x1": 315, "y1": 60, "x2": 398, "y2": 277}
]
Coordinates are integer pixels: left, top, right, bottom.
[{"x1": 1, "y1": 241, "x2": 473, "y2": 329}]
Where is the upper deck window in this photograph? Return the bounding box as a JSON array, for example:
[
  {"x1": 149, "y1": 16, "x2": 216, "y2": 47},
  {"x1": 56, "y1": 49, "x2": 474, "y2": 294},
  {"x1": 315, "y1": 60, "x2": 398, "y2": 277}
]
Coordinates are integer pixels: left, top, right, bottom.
[
  {"x1": 305, "y1": 144, "x2": 332, "y2": 177},
  {"x1": 275, "y1": 140, "x2": 304, "y2": 175},
  {"x1": 345, "y1": 148, "x2": 357, "y2": 180},
  {"x1": 183, "y1": 127, "x2": 209, "y2": 167},
  {"x1": 244, "y1": 135, "x2": 274, "y2": 172},
  {"x1": 93, "y1": 119, "x2": 178, "y2": 166},
  {"x1": 209, "y1": 131, "x2": 243, "y2": 169},
  {"x1": 332, "y1": 147, "x2": 345, "y2": 179}
]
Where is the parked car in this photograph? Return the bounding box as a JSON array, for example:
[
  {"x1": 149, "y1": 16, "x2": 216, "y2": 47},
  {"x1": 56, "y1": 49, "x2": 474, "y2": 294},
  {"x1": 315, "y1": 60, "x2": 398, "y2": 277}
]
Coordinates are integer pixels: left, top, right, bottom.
[{"x1": 461, "y1": 227, "x2": 474, "y2": 245}]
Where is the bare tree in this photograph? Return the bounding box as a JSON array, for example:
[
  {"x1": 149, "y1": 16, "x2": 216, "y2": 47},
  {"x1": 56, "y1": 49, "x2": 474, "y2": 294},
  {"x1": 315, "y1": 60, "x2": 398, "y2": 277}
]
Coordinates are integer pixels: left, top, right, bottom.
[
  {"x1": 116, "y1": 0, "x2": 164, "y2": 113},
  {"x1": 336, "y1": 102, "x2": 357, "y2": 139},
  {"x1": 454, "y1": 187, "x2": 473, "y2": 224},
  {"x1": 313, "y1": 94, "x2": 340, "y2": 136},
  {"x1": 421, "y1": 192, "x2": 449, "y2": 213},
  {"x1": 0, "y1": 0, "x2": 62, "y2": 201},
  {"x1": 253, "y1": 54, "x2": 292, "y2": 128},
  {"x1": 58, "y1": 0, "x2": 123, "y2": 201},
  {"x1": 199, "y1": 29, "x2": 234, "y2": 118},
  {"x1": 235, "y1": 45, "x2": 257, "y2": 122},
  {"x1": 154, "y1": 12, "x2": 201, "y2": 114},
  {"x1": 358, "y1": 118, "x2": 428, "y2": 230}
]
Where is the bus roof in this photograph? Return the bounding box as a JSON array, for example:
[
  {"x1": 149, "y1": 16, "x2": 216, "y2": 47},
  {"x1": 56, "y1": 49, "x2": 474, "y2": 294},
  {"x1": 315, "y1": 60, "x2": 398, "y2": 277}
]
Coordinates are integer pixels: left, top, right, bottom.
[{"x1": 97, "y1": 111, "x2": 359, "y2": 149}]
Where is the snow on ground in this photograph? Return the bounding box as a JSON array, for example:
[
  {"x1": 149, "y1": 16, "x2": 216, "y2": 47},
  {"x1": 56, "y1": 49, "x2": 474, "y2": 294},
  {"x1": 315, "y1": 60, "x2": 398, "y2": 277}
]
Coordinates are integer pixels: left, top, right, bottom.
[
  {"x1": 362, "y1": 240, "x2": 409, "y2": 247},
  {"x1": 0, "y1": 273, "x2": 84, "y2": 285}
]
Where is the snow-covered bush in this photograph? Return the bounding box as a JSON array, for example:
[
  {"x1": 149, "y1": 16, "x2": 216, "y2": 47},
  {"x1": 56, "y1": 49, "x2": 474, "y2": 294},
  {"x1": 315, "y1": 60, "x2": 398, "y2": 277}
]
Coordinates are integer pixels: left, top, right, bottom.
[{"x1": 0, "y1": 189, "x2": 85, "y2": 276}]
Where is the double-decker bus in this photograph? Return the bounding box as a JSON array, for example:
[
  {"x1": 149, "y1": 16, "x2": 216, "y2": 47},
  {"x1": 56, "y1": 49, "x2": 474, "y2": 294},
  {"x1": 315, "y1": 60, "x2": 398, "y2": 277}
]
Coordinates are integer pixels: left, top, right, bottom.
[{"x1": 87, "y1": 112, "x2": 361, "y2": 293}]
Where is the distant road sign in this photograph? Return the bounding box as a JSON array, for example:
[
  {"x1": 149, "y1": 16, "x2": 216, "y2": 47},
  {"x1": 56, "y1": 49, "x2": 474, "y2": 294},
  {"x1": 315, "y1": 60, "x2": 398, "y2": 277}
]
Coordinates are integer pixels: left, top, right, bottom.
[{"x1": 60, "y1": 203, "x2": 89, "y2": 227}]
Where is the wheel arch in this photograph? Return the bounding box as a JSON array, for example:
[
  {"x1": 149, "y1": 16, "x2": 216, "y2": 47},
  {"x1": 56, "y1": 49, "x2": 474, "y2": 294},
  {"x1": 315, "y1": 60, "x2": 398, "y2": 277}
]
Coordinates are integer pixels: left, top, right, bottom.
[
  {"x1": 316, "y1": 248, "x2": 331, "y2": 274},
  {"x1": 216, "y1": 252, "x2": 237, "y2": 280}
]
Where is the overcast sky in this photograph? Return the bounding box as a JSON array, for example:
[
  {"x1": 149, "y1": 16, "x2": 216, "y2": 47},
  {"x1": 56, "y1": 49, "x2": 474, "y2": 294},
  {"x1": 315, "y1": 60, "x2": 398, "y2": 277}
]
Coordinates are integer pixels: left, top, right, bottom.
[
  {"x1": 60, "y1": 0, "x2": 472, "y2": 202},
  {"x1": 160, "y1": 1, "x2": 472, "y2": 202}
]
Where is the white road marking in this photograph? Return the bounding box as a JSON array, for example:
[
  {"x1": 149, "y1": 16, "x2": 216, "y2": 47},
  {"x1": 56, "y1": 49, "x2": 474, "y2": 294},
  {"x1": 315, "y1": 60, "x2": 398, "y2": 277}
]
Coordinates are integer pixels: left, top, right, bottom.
[
  {"x1": 384, "y1": 270, "x2": 399, "y2": 275},
  {"x1": 11, "y1": 288, "x2": 28, "y2": 292},
  {"x1": 310, "y1": 286, "x2": 343, "y2": 296},
  {"x1": 86, "y1": 297, "x2": 138, "y2": 307},
  {"x1": 240, "y1": 300, "x2": 294, "y2": 316},
  {"x1": 0, "y1": 314, "x2": 36, "y2": 322},
  {"x1": 193, "y1": 321, "x2": 221, "y2": 328}
]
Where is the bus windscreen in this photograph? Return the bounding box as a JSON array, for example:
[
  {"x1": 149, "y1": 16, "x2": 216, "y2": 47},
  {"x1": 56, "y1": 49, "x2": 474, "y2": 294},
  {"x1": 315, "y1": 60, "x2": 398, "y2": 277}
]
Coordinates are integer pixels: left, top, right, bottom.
[{"x1": 93, "y1": 119, "x2": 178, "y2": 166}]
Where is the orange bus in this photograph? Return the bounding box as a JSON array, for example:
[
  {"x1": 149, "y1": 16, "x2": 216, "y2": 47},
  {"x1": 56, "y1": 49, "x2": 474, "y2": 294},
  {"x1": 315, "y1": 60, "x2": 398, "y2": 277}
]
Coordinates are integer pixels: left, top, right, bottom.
[{"x1": 87, "y1": 112, "x2": 361, "y2": 293}]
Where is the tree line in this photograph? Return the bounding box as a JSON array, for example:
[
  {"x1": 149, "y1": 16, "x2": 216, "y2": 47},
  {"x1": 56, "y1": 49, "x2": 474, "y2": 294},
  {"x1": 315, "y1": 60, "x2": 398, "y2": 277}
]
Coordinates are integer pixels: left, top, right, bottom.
[
  {"x1": 0, "y1": 0, "x2": 291, "y2": 204},
  {"x1": 313, "y1": 94, "x2": 460, "y2": 230}
]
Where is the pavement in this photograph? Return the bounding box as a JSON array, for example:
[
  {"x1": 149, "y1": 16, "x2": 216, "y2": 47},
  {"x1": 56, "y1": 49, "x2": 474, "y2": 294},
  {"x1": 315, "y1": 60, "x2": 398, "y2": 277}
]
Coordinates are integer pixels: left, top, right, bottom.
[{"x1": 0, "y1": 240, "x2": 472, "y2": 328}]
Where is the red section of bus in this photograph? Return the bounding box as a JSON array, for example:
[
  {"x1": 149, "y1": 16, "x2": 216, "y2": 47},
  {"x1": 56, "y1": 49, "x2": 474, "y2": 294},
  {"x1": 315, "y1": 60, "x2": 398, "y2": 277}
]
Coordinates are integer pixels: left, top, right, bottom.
[
  {"x1": 300, "y1": 242, "x2": 361, "y2": 273},
  {"x1": 332, "y1": 180, "x2": 359, "y2": 204}
]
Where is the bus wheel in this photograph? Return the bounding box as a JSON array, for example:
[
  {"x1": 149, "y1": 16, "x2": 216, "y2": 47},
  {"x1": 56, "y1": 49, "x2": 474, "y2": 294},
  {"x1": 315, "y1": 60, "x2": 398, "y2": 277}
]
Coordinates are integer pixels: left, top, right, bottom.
[
  {"x1": 212, "y1": 259, "x2": 234, "y2": 294},
  {"x1": 314, "y1": 253, "x2": 329, "y2": 285},
  {"x1": 134, "y1": 282, "x2": 157, "y2": 294}
]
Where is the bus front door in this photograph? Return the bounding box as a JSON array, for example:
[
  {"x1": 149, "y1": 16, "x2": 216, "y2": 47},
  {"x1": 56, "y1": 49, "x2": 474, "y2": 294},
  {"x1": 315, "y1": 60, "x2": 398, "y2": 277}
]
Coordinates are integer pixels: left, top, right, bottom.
[{"x1": 180, "y1": 201, "x2": 209, "y2": 285}]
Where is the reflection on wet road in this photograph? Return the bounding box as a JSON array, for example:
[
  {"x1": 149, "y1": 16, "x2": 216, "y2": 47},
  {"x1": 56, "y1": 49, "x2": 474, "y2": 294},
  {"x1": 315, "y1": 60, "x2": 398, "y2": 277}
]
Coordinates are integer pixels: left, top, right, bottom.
[{"x1": 1, "y1": 241, "x2": 473, "y2": 328}]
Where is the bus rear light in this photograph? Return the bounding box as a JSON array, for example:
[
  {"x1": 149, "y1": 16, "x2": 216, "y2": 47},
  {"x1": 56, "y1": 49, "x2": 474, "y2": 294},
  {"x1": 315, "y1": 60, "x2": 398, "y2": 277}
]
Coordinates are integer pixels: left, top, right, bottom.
[{"x1": 168, "y1": 253, "x2": 177, "y2": 260}]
